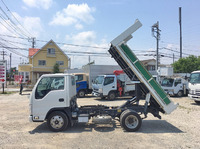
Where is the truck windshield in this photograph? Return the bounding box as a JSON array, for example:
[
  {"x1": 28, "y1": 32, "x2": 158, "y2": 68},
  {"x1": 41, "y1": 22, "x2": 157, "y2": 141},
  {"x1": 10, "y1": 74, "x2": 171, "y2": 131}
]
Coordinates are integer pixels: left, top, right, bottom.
[
  {"x1": 190, "y1": 73, "x2": 200, "y2": 84},
  {"x1": 161, "y1": 78, "x2": 174, "y2": 87},
  {"x1": 75, "y1": 74, "x2": 83, "y2": 82},
  {"x1": 94, "y1": 76, "x2": 104, "y2": 84}
]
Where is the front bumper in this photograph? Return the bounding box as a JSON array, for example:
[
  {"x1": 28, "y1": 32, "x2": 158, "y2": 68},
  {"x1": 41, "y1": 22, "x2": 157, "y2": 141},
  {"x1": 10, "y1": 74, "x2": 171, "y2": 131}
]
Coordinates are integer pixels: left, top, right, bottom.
[
  {"x1": 188, "y1": 94, "x2": 200, "y2": 101},
  {"x1": 164, "y1": 90, "x2": 175, "y2": 96},
  {"x1": 92, "y1": 91, "x2": 103, "y2": 98},
  {"x1": 29, "y1": 115, "x2": 33, "y2": 122}
]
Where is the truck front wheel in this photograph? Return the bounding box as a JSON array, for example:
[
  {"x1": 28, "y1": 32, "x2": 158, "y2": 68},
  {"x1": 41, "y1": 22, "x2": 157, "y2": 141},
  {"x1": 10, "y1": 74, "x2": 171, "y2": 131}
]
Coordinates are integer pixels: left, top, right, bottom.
[
  {"x1": 78, "y1": 90, "x2": 85, "y2": 98},
  {"x1": 177, "y1": 91, "x2": 183, "y2": 97},
  {"x1": 120, "y1": 109, "x2": 142, "y2": 132},
  {"x1": 47, "y1": 111, "x2": 69, "y2": 132},
  {"x1": 108, "y1": 92, "x2": 116, "y2": 100},
  {"x1": 195, "y1": 101, "x2": 200, "y2": 104}
]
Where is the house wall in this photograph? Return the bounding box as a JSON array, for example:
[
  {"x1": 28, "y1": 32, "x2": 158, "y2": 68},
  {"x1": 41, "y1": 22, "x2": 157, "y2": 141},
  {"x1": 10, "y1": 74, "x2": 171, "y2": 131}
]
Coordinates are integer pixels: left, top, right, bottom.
[{"x1": 31, "y1": 43, "x2": 69, "y2": 72}]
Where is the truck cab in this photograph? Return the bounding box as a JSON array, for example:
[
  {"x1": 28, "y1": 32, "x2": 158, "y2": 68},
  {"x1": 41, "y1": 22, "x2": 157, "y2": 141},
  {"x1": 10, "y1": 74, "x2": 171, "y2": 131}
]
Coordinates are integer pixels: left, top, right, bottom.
[
  {"x1": 161, "y1": 77, "x2": 188, "y2": 97},
  {"x1": 92, "y1": 75, "x2": 117, "y2": 99},
  {"x1": 29, "y1": 74, "x2": 77, "y2": 122},
  {"x1": 74, "y1": 73, "x2": 92, "y2": 98},
  {"x1": 92, "y1": 73, "x2": 136, "y2": 100},
  {"x1": 188, "y1": 70, "x2": 200, "y2": 104}
]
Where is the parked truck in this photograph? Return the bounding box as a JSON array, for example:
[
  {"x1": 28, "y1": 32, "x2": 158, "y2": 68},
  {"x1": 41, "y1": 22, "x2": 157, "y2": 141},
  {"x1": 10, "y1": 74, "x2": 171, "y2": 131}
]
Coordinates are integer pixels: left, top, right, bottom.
[
  {"x1": 188, "y1": 70, "x2": 200, "y2": 104},
  {"x1": 161, "y1": 77, "x2": 189, "y2": 97},
  {"x1": 74, "y1": 65, "x2": 120, "y2": 98},
  {"x1": 92, "y1": 70, "x2": 139, "y2": 100},
  {"x1": 29, "y1": 19, "x2": 178, "y2": 132}
]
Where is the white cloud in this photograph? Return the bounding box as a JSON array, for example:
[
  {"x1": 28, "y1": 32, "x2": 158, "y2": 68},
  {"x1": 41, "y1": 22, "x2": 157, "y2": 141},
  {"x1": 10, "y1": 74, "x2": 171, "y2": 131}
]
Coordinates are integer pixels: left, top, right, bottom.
[
  {"x1": 49, "y1": 3, "x2": 95, "y2": 29},
  {"x1": 66, "y1": 31, "x2": 96, "y2": 45},
  {"x1": 23, "y1": 0, "x2": 53, "y2": 10},
  {"x1": 23, "y1": 17, "x2": 43, "y2": 37},
  {"x1": 63, "y1": 31, "x2": 115, "y2": 68},
  {"x1": 12, "y1": 12, "x2": 43, "y2": 38},
  {"x1": 75, "y1": 23, "x2": 83, "y2": 30}
]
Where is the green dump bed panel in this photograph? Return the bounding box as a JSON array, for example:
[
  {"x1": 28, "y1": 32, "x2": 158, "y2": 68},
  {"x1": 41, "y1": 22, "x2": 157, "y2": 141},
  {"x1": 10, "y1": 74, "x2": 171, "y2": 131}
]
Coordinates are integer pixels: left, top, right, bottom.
[{"x1": 120, "y1": 43, "x2": 171, "y2": 105}]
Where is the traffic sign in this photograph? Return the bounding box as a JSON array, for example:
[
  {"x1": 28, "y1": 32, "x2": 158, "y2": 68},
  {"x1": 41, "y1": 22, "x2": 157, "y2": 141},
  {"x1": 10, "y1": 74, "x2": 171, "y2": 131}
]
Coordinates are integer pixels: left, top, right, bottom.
[{"x1": 0, "y1": 60, "x2": 6, "y2": 84}]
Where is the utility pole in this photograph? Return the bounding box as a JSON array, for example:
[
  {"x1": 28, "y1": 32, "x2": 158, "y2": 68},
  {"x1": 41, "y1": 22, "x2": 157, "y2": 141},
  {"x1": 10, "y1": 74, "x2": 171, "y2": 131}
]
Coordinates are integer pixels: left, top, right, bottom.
[
  {"x1": 152, "y1": 21, "x2": 161, "y2": 73},
  {"x1": 10, "y1": 53, "x2": 12, "y2": 84},
  {"x1": 32, "y1": 37, "x2": 36, "y2": 48},
  {"x1": 88, "y1": 55, "x2": 91, "y2": 63},
  {"x1": 1, "y1": 49, "x2": 6, "y2": 93},
  {"x1": 173, "y1": 53, "x2": 175, "y2": 64},
  {"x1": 179, "y1": 7, "x2": 182, "y2": 58}
]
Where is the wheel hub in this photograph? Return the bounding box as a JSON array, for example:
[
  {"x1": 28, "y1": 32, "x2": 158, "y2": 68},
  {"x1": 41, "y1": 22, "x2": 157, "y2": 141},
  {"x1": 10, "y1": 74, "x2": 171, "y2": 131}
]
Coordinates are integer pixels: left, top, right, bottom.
[
  {"x1": 50, "y1": 116, "x2": 64, "y2": 129},
  {"x1": 125, "y1": 115, "x2": 138, "y2": 129}
]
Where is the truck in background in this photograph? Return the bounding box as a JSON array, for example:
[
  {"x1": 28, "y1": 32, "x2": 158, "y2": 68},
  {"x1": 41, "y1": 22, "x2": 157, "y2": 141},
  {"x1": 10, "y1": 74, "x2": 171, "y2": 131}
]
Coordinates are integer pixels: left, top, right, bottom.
[
  {"x1": 92, "y1": 70, "x2": 139, "y2": 100},
  {"x1": 161, "y1": 77, "x2": 188, "y2": 97},
  {"x1": 73, "y1": 65, "x2": 120, "y2": 98},
  {"x1": 188, "y1": 70, "x2": 200, "y2": 104},
  {"x1": 158, "y1": 67, "x2": 189, "y2": 97}
]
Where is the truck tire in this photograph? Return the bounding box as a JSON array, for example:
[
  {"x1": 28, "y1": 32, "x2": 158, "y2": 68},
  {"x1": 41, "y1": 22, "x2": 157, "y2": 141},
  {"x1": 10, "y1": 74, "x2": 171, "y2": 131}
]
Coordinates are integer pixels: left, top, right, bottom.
[
  {"x1": 47, "y1": 111, "x2": 69, "y2": 132},
  {"x1": 195, "y1": 101, "x2": 200, "y2": 104},
  {"x1": 78, "y1": 90, "x2": 85, "y2": 98},
  {"x1": 108, "y1": 92, "x2": 116, "y2": 100},
  {"x1": 120, "y1": 109, "x2": 142, "y2": 132},
  {"x1": 177, "y1": 91, "x2": 183, "y2": 97}
]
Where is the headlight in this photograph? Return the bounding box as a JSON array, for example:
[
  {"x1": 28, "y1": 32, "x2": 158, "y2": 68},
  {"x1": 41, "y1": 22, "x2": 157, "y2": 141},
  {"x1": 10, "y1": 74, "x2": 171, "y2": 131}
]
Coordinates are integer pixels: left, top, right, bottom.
[
  {"x1": 168, "y1": 89, "x2": 174, "y2": 92},
  {"x1": 99, "y1": 88, "x2": 103, "y2": 93}
]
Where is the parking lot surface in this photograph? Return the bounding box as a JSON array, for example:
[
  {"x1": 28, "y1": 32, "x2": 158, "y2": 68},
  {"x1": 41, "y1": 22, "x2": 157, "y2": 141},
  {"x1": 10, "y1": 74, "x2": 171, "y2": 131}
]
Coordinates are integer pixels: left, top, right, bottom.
[{"x1": 0, "y1": 92, "x2": 200, "y2": 148}]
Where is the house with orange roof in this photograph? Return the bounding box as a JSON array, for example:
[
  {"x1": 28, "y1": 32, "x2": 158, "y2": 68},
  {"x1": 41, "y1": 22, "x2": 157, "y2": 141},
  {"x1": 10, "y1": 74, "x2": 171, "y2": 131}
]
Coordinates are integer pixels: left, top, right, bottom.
[{"x1": 18, "y1": 39, "x2": 70, "y2": 85}]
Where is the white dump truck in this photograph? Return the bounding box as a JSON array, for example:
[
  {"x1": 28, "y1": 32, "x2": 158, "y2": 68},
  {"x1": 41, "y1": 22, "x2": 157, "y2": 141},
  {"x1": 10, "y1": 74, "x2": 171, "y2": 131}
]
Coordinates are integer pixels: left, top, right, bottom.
[
  {"x1": 188, "y1": 70, "x2": 200, "y2": 104},
  {"x1": 29, "y1": 19, "x2": 178, "y2": 132}
]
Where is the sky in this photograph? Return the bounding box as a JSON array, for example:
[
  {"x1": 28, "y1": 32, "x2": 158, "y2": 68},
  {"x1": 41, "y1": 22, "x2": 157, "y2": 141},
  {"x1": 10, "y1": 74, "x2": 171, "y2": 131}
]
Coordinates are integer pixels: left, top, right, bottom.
[{"x1": 0, "y1": 0, "x2": 200, "y2": 69}]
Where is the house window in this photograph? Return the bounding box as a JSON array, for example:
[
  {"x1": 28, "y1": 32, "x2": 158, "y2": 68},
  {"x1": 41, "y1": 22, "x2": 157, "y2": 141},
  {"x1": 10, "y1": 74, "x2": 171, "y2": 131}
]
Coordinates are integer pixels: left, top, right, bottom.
[
  {"x1": 148, "y1": 65, "x2": 155, "y2": 71},
  {"x1": 38, "y1": 60, "x2": 46, "y2": 66},
  {"x1": 56, "y1": 61, "x2": 64, "y2": 65},
  {"x1": 47, "y1": 48, "x2": 55, "y2": 55}
]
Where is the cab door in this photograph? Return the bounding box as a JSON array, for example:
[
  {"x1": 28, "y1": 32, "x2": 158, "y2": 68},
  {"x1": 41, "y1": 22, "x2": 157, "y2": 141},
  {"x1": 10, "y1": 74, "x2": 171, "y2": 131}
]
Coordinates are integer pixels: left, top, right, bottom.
[
  {"x1": 103, "y1": 76, "x2": 117, "y2": 96},
  {"x1": 32, "y1": 76, "x2": 67, "y2": 121}
]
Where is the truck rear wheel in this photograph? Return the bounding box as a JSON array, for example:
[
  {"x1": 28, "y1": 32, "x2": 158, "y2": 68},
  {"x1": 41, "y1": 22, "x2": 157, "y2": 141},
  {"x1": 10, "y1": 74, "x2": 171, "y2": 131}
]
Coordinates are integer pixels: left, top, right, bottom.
[
  {"x1": 108, "y1": 92, "x2": 116, "y2": 100},
  {"x1": 120, "y1": 109, "x2": 142, "y2": 132},
  {"x1": 78, "y1": 90, "x2": 85, "y2": 98},
  {"x1": 47, "y1": 111, "x2": 69, "y2": 132}
]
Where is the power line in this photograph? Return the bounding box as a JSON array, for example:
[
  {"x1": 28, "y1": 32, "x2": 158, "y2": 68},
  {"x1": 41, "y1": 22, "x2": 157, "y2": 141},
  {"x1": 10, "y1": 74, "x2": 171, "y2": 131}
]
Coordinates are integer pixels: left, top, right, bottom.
[
  {"x1": 36, "y1": 39, "x2": 109, "y2": 49},
  {"x1": 0, "y1": 13, "x2": 29, "y2": 37},
  {"x1": 0, "y1": 37, "x2": 30, "y2": 46},
  {"x1": 0, "y1": 6, "x2": 30, "y2": 38},
  {"x1": 0, "y1": 42, "x2": 28, "y2": 58},
  {"x1": 160, "y1": 47, "x2": 191, "y2": 56},
  {"x1": 1, "y1": 0, "x2": 33, "y2": 37}
]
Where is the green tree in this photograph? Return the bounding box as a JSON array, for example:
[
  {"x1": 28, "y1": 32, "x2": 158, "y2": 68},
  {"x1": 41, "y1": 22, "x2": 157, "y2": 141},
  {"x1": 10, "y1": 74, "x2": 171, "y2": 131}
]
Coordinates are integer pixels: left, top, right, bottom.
[
  {"x1": 53, "y1": 63, "x2": 60, "y2": 73},
  {"x1": 172, "y1": 55, "x2": 200, "y2": 73}
]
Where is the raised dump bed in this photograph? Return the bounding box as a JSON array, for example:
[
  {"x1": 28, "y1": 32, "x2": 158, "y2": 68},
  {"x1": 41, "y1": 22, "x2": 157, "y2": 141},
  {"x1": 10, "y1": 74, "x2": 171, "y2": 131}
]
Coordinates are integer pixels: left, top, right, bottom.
[{"x1": 109, "y1": 19, "x2": 178, "y2": 114}]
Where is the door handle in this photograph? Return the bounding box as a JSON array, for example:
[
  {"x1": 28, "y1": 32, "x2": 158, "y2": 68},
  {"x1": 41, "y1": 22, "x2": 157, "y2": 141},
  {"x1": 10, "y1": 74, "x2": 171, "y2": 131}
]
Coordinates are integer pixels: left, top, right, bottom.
[
  {"x1": 59, "y1": 98, "x2": 64, "y2": 102},
  {"x1": 112, "y1": 86, "x2": 115, "y2": 88}
]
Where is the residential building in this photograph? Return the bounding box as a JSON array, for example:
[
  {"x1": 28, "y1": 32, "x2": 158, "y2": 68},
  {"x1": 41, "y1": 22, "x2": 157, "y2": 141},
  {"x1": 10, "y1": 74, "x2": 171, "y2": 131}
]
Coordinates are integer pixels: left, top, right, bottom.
[{"x1": 18, "y1": 40, "x2": 70, "y2": 84}]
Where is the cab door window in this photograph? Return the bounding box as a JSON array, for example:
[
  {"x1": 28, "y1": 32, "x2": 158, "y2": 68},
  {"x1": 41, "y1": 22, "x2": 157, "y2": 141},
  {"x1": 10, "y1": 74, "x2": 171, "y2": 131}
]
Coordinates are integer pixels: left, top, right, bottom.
[
  {"x1": 35, "y1": 77, "x2": 64, "y2": 99},
  {"x1": 104, "y1": 77, "x2": 114, "y2": 86},
  {"x1": 174, "y1": 79, "x2": 181, "y2": 87}
]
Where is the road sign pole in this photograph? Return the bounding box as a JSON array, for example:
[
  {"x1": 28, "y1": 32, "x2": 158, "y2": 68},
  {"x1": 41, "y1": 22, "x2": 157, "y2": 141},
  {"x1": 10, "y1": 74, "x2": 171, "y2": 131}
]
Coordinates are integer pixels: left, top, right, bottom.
[
  {"x1": 2, "y1": 83, "x2": 4, "y2": 94},
  {"x1": 0, "y1": 60, "x2": 6, "y2": 93}
]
